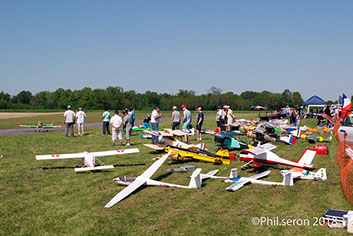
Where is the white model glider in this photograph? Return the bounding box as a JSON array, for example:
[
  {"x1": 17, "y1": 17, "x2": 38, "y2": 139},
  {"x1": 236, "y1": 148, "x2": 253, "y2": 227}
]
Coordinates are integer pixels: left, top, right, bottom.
[
  {"x1": 36, "y1": 148, "x2": 140, "y2": 172},
  {"x1": 105, "y1": 150, "x2": 216, "y2": 208}
]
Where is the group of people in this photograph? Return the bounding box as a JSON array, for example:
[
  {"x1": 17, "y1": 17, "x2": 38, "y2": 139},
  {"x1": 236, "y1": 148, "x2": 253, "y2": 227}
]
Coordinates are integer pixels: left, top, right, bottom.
[
  {"x1": 103, "y1": 108, "x2": 135, "y2": 146},
  {"x1": 147, "y1": 104, "x2": 204, "y2": 143},
  {"x1": 63, "y1": 104, "x2": 207, "y2": 145},
  {"x1": 63, "y1": 105, "x2": 135, "y2": 146},
  {"x1": 283, "y1": 105, "x2": 300, "y2": 124},
  {"x1": 216, "y1": 105, "x2": 235, "y2": 131},
  {"x1": 63, "y1": 105, "x2": 86, "y2": 137}
]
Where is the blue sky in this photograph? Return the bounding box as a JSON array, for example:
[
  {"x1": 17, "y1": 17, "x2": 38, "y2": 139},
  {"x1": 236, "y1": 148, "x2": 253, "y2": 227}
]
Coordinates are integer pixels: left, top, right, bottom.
[{"x1": 0, "y1": 0, "x2": 352, "y2": 101}]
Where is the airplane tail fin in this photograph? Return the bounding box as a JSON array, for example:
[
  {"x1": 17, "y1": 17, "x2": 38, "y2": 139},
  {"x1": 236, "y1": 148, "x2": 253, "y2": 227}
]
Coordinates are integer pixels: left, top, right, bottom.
[
  {"x1": 189, "y1": 168, "x2": 202, "y2": 188},
  {"x1": 215, "y1": 128, "x2": 220, "y2": 133},
  {"x1": 229, "y1": 168, "x2": 238, "y2": 178},
  {"x1": 282, "y1": 172, "x2": 294, "y2": 186},
  {"x1": 200, "y1": 169, "x2": 219, "y2": 180},
  {"x1": 195, "y1": 143, "x2": 206, "y2": 151},
  {"x1": 216, "y1": 149, "x2": 229, "y2": 157},
  {"x1": 315, "y1": 168, "x2": 327, "y2": 180},
  {"x1": 296, "y1": 148, "x2": 316, "y2": 168}
]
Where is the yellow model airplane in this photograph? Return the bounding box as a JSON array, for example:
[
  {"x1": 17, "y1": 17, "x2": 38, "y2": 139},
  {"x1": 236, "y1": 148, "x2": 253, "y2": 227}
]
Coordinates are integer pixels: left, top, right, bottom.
[
  {"x1": 303, "y1": 125, "x2": 330, "y2": 134},
  {"x1": 164, "y1": 146, "x2": 235, "y2": 165},
  {"x1": 143, "y1": 130, "x2": 205, "y2": 151}
]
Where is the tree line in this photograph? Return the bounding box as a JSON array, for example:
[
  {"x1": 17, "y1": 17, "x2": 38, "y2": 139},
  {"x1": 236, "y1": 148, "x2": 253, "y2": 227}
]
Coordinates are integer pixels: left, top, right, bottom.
[{"x1": 0, "y1": 86, "x2": 309, "y2": 111}]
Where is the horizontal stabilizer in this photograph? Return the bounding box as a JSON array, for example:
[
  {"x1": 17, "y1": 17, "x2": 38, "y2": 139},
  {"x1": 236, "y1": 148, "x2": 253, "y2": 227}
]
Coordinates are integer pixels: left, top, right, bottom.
[{"x1": 74, "y1": 165, "x2": 114, "y2": 172}]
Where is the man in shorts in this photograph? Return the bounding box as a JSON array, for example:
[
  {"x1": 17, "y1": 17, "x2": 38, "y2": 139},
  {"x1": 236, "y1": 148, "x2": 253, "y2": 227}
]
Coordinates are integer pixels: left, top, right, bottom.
[
  {"x1": 75, "y1": 106, "x2": 86, "y2": 136},
  {"x1": 123, "y1": 109, "x2": 133, "y2": 146},
  {"x1": 64, "y1": 105, "x2": 75, "y2": 137},
  {"x1": 196, "y1": 107, "x2": 204, "y2": 141},
  {"x1": 110, "y1": 110, "x2": 123, "y2": 146}
]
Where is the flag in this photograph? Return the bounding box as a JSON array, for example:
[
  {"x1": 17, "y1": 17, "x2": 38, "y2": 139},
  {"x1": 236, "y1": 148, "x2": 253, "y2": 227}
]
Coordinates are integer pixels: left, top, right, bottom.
[{"x1": 340, "y1": 93, "x2": 352, "y2": 119}]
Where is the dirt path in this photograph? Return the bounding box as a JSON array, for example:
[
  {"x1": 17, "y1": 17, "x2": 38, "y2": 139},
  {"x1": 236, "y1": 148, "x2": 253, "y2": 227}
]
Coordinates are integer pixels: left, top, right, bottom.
[
  {"x1": 0, "y1": 112, "x2": 62, "y2": 119},
  {"x1": 0, "y1": 117, "x2": 214, "y2": 137}
]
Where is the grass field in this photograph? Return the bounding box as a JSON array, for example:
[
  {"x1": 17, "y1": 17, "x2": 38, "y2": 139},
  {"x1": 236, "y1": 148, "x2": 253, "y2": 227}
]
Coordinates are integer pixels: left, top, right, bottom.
[
  {"x1": 0, "y1": 113, "x2": 350, "y2": 235},
  {"x1": 0, "y1": 110, "x2": 266, "y2": 129}
]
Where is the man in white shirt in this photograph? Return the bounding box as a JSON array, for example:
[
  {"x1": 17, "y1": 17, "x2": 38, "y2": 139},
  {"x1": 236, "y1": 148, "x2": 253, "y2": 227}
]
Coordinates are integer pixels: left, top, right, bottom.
[
  {"x1": 110, "y1": 110, "x2": 123, "y2": 146},
  {"x1": 64, "y1": 105, "x2": 75, "y2": 137},
  {"x1": 75, "y1": 106, "x2": 86, "y2": 136},
  {"x1": 151, "y1": 106, "x2": 163, "y2": 144},
  {"x1": 216, "y1": 106, "x2": 224, "y2": 131}
]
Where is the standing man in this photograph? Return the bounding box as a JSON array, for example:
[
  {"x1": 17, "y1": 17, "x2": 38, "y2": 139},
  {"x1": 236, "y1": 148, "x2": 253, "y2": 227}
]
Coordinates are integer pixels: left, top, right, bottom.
[
  {"x1": 102, "y1": 108, "x2": 111, "y2": 135},
  {"x1": 130, "y1": 108, "x2": 136, "y2": 127},
  {"x1": 216, "y1": 106, "x2": 223, "y2": 131},
  {"x1": 171, "y1": 106, "x2": 180, "y2": 130},
  {"x1": 110, "y1": 110, "x2": 123, "y2": 146},
  {"x1": 151, "y1": 106, "x2": 163, "y2": 144},
  {"x1": 196, "y1": 107, "x2": 204, "y2": 141},
  {"x1": 181, "y1": 105, "x2": 191, "y2": 129},
  {"x1": 181, "y1": 105, "x2": 192, "y2": 143},
  {"x1": 284, "y1": 105, "x2": 291, "y2": 121},
  {"x1": 123, "y1": 110, "x2": 133, "y2": 146},
  {"x1": 64, "y1": 105, "x2": 75, "y2": 137},
  {"x1": 226, "y1": 105, "x2": 235, "y2": 131},
  {"x1": 76, "y1": 106, "x2": 86, "y2": 136}
]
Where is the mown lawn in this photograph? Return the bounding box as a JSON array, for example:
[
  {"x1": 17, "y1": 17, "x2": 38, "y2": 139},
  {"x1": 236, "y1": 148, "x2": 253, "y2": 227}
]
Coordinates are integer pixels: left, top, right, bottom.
[
  {"x1": 0, "y1": 114, "x2": 350, "y2": 235},
  {"x1": 0, "y1": 110, "x2": 266, "y2": 129}
]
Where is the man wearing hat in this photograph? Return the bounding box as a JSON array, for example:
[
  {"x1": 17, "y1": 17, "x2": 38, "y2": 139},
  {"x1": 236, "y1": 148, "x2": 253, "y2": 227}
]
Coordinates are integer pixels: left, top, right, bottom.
[
  {"x1": 171, "y1": 106, "x2": 180, "y2": 130},
  {"x1": 151, "y1": 106, "x2": 163, "y2": 144},
  {"x1": 110, "y1": 110, "x2": 123, "y2": 146},
  {"x1": 64, "y1": 105, "x2": 75, "y2": 137}
]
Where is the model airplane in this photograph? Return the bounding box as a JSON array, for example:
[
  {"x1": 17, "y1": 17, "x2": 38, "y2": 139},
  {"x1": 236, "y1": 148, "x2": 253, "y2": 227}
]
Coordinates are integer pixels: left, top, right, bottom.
[
  {"x1": 239, "y1": 143, "x2": 316, "y2": 169},
  {"x1": 302, "y1": 125, "x2": 330, "y2": 134},
  {"x1": 164, "y1": 145, "x2": 236, "y2": 165},
  {"x1": 281, "y1": 168, "x2": 327, "y2": 181},
  {"x1": 105, "y1": 151, "x2": 217, "y2": 208},
  {"x1": 19, "y1": 121, "x2": 63, "y2": 132},
  {"x1": 132, "y1": 125, "x2": 152, "y2": 132},
  {"x1": 251, "y1": 126, "x2": 297, "y2": 145},
  {"x1": 143, "y1": 130, "x2": 205, "y2": 151},
  {"x1": 36, "y1": 148, "x2": 140, "y2": 172},
  {"x1": 305, "y1": 134, "x2": 332, "y2": 143},
  {"x1": 224, "y1": 170, "x2": 293, "y2": 191},
  {"x1": 212, "y1": 131, "x2": 249, "y2": 149}
]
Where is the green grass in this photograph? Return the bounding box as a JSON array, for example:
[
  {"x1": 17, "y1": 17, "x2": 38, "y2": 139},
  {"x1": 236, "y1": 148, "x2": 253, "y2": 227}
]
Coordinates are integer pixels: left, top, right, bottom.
[
  {"x1": 0, "y1": 110, "x2": 266, "y2": 129},
  {"x1": 0, "y1": 115, "x2": 349, "y2": 235}
]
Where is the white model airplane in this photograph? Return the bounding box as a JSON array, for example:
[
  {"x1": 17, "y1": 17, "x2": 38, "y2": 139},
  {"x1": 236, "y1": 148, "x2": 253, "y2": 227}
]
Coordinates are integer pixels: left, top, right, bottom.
[
  {"x1": 239, "y1": 143, "x2": 317, "y2": 169},
  {"x1": 36, "y1": 148, "x2": 140, "y2": 172},
  {"x1": 281, "y1": 168, "x2": 327, "y2": 181},
  {"x1": 105, "y1": 151, "x2": 216, "y2": 208},
  {"x1": 200, "y1": 168, "x2": 292, "y2": 191}
]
